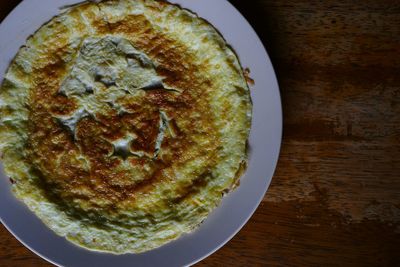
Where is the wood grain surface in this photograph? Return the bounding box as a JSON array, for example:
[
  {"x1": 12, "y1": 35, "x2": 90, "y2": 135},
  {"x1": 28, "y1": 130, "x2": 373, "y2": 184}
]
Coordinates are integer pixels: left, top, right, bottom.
[{"x1": 1, "y1": 0, "x2": 400, "y2": 266}]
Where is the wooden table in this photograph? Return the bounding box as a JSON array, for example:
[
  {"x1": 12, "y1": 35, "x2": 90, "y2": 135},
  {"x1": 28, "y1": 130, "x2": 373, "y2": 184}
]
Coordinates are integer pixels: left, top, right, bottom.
[{"x1": 1, "y1": 0, "x2": 399, "y2": 266}]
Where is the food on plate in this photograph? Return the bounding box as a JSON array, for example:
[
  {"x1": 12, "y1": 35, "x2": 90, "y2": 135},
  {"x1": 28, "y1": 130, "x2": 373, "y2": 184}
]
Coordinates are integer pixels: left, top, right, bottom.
[{"x1": 0, "y1": 0, "x2": 252, "y2": 253}]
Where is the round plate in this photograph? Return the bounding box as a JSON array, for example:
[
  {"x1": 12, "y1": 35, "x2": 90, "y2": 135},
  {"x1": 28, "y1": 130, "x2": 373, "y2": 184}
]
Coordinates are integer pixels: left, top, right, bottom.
[{"x1": 0, "y1": 0, "x2": 282, "y2": 266}]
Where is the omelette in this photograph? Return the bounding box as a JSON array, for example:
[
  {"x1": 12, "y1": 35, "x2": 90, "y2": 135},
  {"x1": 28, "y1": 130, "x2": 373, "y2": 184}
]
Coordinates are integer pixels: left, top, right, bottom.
[{"x1": 0, "y1": 0, "x2": 252, "y2": 254}]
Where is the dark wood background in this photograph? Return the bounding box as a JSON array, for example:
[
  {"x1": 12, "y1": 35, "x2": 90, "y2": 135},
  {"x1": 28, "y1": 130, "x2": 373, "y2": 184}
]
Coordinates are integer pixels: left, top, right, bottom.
[{"x1": 1, "y1": 0, "x2": 399, "y2": 266}]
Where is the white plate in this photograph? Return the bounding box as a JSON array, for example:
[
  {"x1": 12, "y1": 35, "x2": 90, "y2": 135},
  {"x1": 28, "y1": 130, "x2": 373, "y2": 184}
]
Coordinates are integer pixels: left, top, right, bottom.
[{"x1": 0, "y1": 0, "x2": 282, "y2": 266}]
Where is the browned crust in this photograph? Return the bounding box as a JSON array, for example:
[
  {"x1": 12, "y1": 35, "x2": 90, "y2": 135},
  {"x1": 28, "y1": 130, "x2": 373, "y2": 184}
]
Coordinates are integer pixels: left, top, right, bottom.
[{"x1": 25, "y1": 4, "x2": 221, "y2": 211}]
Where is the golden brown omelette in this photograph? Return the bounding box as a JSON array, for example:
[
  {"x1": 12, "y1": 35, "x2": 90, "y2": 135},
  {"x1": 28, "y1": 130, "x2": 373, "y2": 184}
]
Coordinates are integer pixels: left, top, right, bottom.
[{"x1": 0, "y1": 0, "x2": 252, "y2": 253}]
